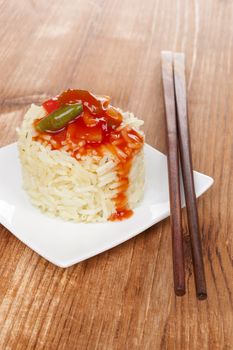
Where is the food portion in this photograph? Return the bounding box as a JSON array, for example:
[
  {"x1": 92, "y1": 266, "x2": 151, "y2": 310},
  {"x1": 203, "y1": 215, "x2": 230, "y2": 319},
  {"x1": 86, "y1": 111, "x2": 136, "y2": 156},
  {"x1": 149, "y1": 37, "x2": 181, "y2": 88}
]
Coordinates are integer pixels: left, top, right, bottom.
[{"x1": 18, "y1": 89, "x2": 145, "y2": 222}]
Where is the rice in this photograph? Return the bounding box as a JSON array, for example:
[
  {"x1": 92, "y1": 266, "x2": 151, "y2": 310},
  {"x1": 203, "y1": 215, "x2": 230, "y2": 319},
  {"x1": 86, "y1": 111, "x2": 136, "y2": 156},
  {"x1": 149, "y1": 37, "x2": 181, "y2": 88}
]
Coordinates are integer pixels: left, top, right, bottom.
[{"x1": 18, "y1": 103, "x2": 145, "y2": 222}]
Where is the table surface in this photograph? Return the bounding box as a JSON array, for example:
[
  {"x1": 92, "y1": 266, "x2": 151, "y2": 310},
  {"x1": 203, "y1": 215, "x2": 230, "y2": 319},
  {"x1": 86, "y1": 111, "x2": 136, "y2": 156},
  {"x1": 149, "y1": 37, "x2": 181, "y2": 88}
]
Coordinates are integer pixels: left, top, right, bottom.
[{"x1": 0, "y1": 0, "x2": 232, "y2": 349}]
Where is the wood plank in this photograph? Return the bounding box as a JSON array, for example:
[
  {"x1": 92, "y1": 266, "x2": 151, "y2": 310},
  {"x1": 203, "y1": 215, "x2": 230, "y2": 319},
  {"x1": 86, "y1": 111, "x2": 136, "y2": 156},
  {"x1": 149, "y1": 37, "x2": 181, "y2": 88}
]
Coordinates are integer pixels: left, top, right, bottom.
[{"x1": 0, "y1": 0, "x2": 232, "y2": 349}]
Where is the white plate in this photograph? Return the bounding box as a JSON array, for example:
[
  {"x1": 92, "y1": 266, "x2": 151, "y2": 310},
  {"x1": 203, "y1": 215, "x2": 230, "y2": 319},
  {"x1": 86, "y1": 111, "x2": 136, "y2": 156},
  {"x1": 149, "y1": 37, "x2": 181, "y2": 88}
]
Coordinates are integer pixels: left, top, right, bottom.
[{"x1": 0, "y1": 143, "x2": 213, "y2": 267}]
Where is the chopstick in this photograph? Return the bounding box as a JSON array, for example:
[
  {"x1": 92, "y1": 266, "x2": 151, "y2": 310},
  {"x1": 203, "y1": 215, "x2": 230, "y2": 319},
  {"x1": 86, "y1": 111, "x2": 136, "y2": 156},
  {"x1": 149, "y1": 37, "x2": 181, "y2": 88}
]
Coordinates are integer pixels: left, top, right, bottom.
[
  {"x1": 161, "y1": 51, "x2": 207, "y2": 299},
  {"x1": 161, "y1": 51, "x2": 186, "y2": 296},
  {"x1": 173, "y1": 53, "x2": 207, "y2": 300}
]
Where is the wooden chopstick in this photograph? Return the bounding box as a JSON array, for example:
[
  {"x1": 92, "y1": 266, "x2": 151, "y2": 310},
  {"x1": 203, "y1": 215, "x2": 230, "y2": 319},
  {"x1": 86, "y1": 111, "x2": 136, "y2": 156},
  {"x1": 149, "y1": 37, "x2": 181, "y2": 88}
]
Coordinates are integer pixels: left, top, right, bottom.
[
  {"x1": 161, "y1": 51, "x2": 185, "y2": 296},
  {"x1": 173, "y1": 53, "x2": 207, "y2": 300}
]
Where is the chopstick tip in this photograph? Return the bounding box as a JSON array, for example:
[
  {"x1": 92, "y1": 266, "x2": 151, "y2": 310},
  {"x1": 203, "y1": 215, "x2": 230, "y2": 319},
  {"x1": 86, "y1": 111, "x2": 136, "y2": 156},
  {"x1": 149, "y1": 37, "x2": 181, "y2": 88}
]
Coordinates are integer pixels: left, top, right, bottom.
[
  {"x1": 175, "y1": 289, "x2": 186, "y2": 297},
  {"x1": 197, "y1": 292, "x2": 207, "y2": 301}
]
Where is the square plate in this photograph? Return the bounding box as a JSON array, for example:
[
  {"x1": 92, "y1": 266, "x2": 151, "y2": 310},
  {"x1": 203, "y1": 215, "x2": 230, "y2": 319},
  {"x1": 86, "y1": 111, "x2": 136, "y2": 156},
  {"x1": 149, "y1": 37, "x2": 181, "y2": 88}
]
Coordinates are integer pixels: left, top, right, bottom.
[{"x1": 0, "y1": 143, "x2": 213, "y2": 267}]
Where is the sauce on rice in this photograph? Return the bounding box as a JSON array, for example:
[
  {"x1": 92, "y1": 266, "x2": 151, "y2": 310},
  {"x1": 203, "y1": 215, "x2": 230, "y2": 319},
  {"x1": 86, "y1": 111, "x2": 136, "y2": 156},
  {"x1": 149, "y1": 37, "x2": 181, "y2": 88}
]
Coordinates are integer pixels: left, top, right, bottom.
[{"x1": 33, "y1": 89, "x2": 144, "y2": 221}]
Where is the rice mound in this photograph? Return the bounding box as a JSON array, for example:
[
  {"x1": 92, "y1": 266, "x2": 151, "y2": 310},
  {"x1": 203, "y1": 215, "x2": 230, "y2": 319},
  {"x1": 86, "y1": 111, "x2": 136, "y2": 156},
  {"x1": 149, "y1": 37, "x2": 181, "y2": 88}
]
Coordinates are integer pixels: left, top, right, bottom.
[{"x1": 18, "y1": 104, "x2": 145, "y2": 222}]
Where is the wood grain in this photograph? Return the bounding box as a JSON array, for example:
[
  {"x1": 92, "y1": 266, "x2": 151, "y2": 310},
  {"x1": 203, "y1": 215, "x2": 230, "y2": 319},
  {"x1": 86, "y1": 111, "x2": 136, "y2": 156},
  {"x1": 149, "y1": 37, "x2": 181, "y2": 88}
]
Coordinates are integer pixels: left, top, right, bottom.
[{"x1": 0, "y1": 0, "x2": 232, "y2": 349}]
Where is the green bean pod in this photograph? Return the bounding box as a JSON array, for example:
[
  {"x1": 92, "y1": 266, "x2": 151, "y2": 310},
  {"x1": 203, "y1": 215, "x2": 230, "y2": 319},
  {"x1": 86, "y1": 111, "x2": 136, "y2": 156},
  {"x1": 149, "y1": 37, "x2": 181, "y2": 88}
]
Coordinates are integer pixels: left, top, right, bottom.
[{"x1": 36, "y1": 103, "x2": 83, "y2": 132}]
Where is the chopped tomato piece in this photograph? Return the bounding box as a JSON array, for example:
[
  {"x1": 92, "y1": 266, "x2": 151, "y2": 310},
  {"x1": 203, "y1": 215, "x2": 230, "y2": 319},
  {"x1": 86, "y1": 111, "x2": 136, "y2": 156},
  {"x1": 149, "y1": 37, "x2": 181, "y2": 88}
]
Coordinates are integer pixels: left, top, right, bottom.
[
  {"x1": 106, "y1": 106, "x2": 123, "y2": 126},
  {"x1": 58, "y1": 89, "x2": 109, "y2": 113},
  {"x1": 51, "y1": 128, "x2": 67, "y2": 144},
  {"x1": 42, "y1": 98, "x2": 60, "y2": 114},
  {"x1": 67, "y1": 118, "x2": 103, "y2": 143},
  {"x1": 83, "y1": 108, "x2": 99, "y2": 127}
]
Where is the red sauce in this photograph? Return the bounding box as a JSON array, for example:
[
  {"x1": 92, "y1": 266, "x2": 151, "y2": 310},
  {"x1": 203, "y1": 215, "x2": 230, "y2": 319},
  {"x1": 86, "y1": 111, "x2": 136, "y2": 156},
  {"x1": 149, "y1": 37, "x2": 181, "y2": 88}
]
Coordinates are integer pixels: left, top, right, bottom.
[{"x1": 34, "y1": 89, "x2": 144, "y2": 221}]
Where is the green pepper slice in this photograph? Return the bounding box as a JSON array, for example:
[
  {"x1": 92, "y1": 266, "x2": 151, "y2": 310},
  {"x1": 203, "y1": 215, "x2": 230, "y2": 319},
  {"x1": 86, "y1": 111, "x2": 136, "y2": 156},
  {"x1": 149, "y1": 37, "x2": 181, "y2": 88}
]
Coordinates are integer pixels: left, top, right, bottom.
[{"x1": 36, "y1": 103, "x2": 83, "y2": 132}]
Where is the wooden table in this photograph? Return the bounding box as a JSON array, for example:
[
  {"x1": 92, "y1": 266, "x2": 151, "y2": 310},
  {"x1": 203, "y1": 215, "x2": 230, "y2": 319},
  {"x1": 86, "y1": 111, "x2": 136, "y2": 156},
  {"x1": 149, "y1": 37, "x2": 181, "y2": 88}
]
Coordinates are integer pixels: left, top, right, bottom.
[{"x1": 0, "y1": 1, "x2": 232, "y2": 349}]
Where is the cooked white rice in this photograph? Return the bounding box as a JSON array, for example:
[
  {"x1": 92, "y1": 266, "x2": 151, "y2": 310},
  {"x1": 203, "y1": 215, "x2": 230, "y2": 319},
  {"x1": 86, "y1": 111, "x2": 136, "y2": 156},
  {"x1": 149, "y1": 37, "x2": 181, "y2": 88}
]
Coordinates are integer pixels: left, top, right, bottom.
[{"x1": 17, "y1": 104, "x2": 145, "y2": 222}]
